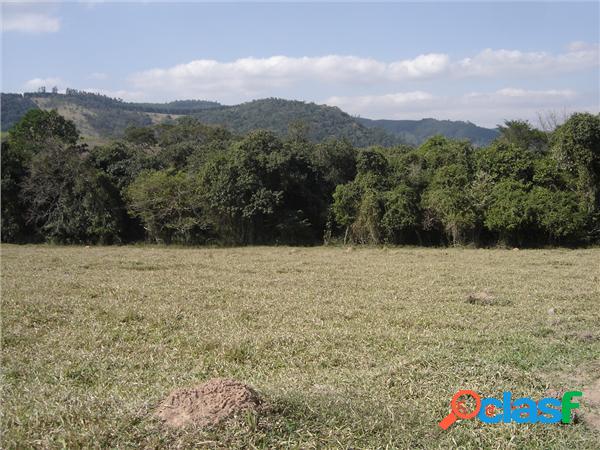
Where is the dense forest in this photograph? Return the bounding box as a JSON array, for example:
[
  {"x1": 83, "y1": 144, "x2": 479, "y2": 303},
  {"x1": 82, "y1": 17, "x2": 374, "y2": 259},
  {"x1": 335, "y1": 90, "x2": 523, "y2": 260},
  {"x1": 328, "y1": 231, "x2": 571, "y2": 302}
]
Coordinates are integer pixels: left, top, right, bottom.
[
  {"x1": 2, "y1": 108, "x2": 599, "y2": 247},
  {"x1": 1, "y1": 91, "x2": 498, "y2": 146}
]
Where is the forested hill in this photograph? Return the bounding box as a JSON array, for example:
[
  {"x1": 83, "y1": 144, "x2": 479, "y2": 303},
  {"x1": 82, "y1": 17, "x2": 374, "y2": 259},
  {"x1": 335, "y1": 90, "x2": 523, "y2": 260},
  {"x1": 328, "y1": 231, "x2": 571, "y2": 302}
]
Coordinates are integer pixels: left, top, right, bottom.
[
  {"x1": 357, "y1": 117, "x2": 499, "y2": 147},
  {"x1": 0, "y1": 92, "x2": 221, "y2": 140},
  {"x1": 1, "y1": 93, "x2": 399, "y2": 147},
  {"x1": 190, "y1": 98, "x2": 400, "y2": 147},
  {"x1": 2, "y1": 91, "x2": 498, "y2": 146}
]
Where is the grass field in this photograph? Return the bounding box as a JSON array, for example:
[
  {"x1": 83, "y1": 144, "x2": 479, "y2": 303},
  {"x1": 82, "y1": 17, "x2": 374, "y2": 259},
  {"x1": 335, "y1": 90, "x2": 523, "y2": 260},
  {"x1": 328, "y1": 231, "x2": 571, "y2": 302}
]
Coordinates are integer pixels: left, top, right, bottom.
[{"x1": 2, "y1": 245, "x2": 599, "y2": 448}]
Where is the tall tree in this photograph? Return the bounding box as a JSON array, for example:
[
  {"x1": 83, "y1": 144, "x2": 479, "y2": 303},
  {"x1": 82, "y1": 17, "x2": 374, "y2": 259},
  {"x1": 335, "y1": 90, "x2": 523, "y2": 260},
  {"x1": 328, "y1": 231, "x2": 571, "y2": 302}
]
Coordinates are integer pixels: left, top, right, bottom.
[
  {"x1": 497, "y1": 120, "x2": 548, "y2": 154},
  {"x1": 551, "y1": 113, "x2": 600, "y2": 240},
  {"x1": 22, "y1": 141, "x2": 123, "y2": 244},
  {"x1": 8, "y1": 109, "x2": 79, "y2": 158},
  {"x1": 421, "y1": 164, "x2": 477, "y2": 245},
  {"x1": 2, "y1": 110, "x2": 81, "y2": 242},
  {"x1": 126, "y1": 170, "x2": 206, "y2": 244},
  {"x1": 483, "y1": 180, "x2": 532, "y2": 246}
]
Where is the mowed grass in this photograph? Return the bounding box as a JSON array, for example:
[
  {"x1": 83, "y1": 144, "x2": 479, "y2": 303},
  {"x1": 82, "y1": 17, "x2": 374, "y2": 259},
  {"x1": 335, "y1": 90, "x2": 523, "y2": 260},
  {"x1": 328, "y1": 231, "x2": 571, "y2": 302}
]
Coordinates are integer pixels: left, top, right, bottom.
[{"x1": 2, "y1": 245, "x2": 599, "y2": 448}]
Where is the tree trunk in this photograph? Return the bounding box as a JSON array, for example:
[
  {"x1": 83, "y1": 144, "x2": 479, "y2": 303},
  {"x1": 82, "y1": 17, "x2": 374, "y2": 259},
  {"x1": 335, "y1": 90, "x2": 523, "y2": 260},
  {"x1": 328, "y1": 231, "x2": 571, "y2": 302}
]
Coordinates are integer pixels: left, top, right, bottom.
[
  {"x1": 451, "y1": 225, "x2": 459, "y2": 247},
  {"x1": 415, "y1": 230, "x2": 423, "y2": 246}
]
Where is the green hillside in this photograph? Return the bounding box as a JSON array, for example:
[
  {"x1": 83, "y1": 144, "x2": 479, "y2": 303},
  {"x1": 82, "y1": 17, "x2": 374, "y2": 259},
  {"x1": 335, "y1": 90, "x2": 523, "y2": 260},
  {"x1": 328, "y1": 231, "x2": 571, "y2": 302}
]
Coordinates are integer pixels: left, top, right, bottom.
[
  {"x1": 357, "y1": 117, "x2": 499, "y2": 146},
  {"x1": 2, "y1": 91, "x2": 499, "y2": 147},
  {"x1": 1, "y1": 93, "x2": 400, "y2": 147},
  {"x1": 191, "y1": 98, "x2": 400, "y2": 147},
  {"x1": 1, "y1": 94, "x2": 39, "y2": 131},
  {"x1": 1, "y1": 91, "x2": 221, "y2": 137},
  {"x1": 3, "y1": 92, "x2": 151, "y2": 138}
]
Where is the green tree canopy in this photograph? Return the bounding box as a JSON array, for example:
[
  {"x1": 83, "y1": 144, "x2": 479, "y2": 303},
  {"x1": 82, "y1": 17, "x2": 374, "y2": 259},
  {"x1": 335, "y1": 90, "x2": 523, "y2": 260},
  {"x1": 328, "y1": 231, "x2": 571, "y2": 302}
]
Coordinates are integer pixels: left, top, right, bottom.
[
  {"x1": 421, "y1": 164, "x2": 477, "y2": 245},
  {"x1": 483, "y1": 179, "x2": 532, "y2": 245},
  {"x1": 22, "y1": 141, "x2": 123, "y2": 244},
  {"x1": 8, "y1": 109, "x2": 79, "y2": 158},
  {"x1": 126, "y1": 170, "x2": 207, "y2": 244}
]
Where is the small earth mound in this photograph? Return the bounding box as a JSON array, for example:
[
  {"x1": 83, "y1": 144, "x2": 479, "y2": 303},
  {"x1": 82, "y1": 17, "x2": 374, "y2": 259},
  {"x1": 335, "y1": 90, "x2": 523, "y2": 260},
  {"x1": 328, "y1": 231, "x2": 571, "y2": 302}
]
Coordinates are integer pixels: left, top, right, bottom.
[
  {"x1": 155, "y1": 378, "x2": 262, "y2": 428},
  {"x1": 466, "y1": 291, "x2": 497, "y2": 306}
]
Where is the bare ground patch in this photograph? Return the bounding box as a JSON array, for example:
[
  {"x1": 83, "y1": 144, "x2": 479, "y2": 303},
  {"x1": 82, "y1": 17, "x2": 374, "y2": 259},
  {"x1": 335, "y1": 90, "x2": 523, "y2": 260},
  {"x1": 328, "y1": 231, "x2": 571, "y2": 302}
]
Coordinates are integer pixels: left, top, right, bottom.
[{"x1": 544, "y1": 362, "x2": 600, "y2": 432}]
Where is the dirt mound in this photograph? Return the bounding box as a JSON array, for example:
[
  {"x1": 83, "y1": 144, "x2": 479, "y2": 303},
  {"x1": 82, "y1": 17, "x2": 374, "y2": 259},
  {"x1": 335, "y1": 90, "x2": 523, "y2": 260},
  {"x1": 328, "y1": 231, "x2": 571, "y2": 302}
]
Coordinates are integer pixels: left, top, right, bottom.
[
  {"x1": 466, "y1": 291, "x2": 496, "y2": 306},
  {"x1": 155, "y1": 378, "x2": 262, "y2": 428}
]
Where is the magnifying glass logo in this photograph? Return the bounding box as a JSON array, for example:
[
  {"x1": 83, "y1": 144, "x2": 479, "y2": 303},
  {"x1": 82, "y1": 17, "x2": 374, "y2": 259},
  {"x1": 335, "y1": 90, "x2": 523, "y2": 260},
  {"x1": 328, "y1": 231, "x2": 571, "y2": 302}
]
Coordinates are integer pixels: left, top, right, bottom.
[{"x1": 438, "y1": 389, "x2": 482, "y2": 430}]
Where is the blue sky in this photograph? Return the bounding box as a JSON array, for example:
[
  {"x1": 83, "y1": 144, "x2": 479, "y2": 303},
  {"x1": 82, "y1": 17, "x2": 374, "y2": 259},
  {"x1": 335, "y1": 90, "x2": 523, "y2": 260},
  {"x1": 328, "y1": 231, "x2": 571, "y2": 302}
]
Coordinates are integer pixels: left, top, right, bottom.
[{"x1": 2, "y1": 1, "x2": 599, "y2": 127}]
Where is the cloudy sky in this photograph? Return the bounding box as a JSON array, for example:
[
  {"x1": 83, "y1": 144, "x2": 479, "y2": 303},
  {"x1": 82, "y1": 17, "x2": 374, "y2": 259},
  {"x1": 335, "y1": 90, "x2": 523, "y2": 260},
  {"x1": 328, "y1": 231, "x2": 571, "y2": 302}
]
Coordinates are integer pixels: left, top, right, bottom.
[{"x1": 2, "y1": 1, "x2": 599, "y2": 127}]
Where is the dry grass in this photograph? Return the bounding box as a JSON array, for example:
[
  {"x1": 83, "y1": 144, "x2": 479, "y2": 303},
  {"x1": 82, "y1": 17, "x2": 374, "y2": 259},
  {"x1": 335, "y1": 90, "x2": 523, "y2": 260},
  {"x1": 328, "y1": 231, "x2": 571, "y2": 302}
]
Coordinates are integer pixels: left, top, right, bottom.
[{"x1": 2, "y1": 245, "x2": 599, "y2": 448}]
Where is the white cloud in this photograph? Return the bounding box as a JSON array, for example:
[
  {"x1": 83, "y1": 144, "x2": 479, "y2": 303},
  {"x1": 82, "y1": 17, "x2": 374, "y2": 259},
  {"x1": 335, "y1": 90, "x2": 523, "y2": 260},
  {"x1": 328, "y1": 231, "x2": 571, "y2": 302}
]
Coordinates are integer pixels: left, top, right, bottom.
[
  {"x1": 126, "y1": 44, "x2": 598, "y2": 103},
  {"x1": 24, "y1": 77, "x2": 63, "y2": 90},
  {"x1": 327, "y1": 91, "x2": 434, "y2": 111},
  {"x1": 2, "y1": 12, "x2": 60, "y2": 33},
  {"x1": 325, "y1": 88, "x2": 594, "y2": 128},
  {"x1": 129, "y1": 53, "x2": 450, "y2": 101},
  {"x1": 455, "y1": 43, "x2": 599, "y2": 77},
  {"x1": 465, "y1": 88, "x2": 577, "y2": 104},
  {"x1": 389, "y1": 54, "x2": 450, "y2": 79}
]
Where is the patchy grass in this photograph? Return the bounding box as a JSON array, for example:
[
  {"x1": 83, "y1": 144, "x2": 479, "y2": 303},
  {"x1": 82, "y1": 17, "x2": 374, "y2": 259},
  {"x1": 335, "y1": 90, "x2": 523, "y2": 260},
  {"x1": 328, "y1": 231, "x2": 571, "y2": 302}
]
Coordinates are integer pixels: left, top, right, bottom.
[{"x1": 1, "y1": 245, "x2": 599, "y2": 448}]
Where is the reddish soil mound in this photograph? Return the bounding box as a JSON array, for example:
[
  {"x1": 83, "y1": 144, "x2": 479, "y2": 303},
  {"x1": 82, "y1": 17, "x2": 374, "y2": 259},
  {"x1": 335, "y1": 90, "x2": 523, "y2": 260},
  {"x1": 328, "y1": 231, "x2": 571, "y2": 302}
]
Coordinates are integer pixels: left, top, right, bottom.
[{"x1": 155, "y1": 378, "x2": 262, "y2": 428}]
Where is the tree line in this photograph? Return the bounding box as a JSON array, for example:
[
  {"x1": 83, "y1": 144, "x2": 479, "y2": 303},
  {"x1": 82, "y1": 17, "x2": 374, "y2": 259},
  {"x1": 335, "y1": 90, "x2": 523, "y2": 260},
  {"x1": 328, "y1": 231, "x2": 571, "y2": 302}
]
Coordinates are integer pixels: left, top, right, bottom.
[{"x1": 2, "y1": 109, "x2": 599, "y2": 247}]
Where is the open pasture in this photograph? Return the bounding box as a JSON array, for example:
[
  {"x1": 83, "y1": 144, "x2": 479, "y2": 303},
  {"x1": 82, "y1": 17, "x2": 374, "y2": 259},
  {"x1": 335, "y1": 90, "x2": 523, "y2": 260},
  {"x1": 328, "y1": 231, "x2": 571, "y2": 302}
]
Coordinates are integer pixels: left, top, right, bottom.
[{"x1": 1, "y1": 245, "x2": 599, "y2": 448}]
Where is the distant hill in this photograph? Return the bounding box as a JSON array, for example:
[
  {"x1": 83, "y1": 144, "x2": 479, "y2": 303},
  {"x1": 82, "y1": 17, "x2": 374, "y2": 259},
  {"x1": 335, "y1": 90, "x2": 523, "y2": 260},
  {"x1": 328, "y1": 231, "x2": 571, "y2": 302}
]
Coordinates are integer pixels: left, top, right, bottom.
[
  {"x1": 3, "y1": 92, "x2": 153, "y2": 139},
  {"x1": 1, "y1": 91, "x2": 499, "y2": 147},
  {"x1": 1, "y1": 93, "x2": 400, "y2": 147},
  {"x1": 0, "y1": 91, "x2": 221, "y2": 138},
  {"x1": 357, "y1": 117, "x2": 499, "y2": 146},
  {"x1": 1, "y1": 94, "x2": 39, "y2": 131},
  {"x1": 190, "y1": 98, "x2": 400, "y2": 147}
]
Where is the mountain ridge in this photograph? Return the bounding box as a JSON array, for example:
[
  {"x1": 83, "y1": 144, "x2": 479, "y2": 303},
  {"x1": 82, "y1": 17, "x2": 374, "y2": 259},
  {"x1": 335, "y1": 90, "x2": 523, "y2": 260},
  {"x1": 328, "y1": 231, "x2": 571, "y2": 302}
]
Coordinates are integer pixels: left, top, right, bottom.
[
  {"x1": 1, "y1": 91, "x2": 499, "y2": 146},
  {"x1": 357, "y1": 117, "x2": 499, "y2": 147}
]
